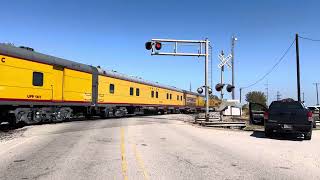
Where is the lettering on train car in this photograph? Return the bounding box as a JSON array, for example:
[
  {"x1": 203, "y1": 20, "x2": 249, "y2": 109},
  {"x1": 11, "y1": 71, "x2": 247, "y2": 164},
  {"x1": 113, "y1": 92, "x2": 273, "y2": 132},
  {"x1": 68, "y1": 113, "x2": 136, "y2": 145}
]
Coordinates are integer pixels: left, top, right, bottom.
[
  {"x1": 1, "y1": 57, "x2": 5, "y2": 63},
  {"x1": 186, "y1": 97, "x2": 196, "y2": 106},
  {"x1": 27, "y1": 95, "x2": 42, "y2": 99}
]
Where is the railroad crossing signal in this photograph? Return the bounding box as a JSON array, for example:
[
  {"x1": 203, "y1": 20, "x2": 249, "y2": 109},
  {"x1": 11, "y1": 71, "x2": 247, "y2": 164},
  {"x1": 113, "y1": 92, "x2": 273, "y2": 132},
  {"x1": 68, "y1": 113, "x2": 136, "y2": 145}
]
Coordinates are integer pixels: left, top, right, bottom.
[
  {"x1": 197, "y1": 86, "x2": 212, "y2": 95},
  {"x1": 215, "y1": 83, "x2": 224, "y2": 91},
  {"x1": 218, "y1": 53, "x2": 232, "y2": 69},
  {"x1": 145, "y1": 41, "x2": 162, "y2": 51},
  {"x1": 145, "y1": 38, "x2": 211, "y2": 121},
  {"x1": 215, "y1": 83, "x2": 235, "y2": 93}
]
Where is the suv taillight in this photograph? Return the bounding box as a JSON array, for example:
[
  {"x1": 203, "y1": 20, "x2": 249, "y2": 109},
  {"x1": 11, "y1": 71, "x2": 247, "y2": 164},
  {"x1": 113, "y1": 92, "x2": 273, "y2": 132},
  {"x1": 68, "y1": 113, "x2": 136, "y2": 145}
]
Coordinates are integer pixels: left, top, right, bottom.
[
  {"x1": 264, "y1": 111, "x2": 269, "y2": 120},
  {"x1": 307, "y1": 111, "x2": 313, "y2": 121}
]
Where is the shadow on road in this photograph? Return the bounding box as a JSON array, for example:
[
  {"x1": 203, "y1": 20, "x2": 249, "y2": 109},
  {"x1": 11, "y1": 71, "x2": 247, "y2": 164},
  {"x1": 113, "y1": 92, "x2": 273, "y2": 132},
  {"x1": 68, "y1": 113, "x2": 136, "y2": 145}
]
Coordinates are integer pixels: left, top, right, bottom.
[
  {"x1": 250, "y1": 130, "x2": 304, "y2": 141},
  {"x1": 0, "y1": 124, "x2": 17, "y2": 132},
  {"x1": 138, "y1": 116, "x2": 193, "y2": 122}
]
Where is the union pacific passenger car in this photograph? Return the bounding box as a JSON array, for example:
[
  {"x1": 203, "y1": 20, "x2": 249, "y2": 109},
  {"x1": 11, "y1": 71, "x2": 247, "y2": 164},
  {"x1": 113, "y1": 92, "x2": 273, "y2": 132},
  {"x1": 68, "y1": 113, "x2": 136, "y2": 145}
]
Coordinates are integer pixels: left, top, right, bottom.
[{"x1": 0, "y1": 43, "x2": 219, "y2": 125}]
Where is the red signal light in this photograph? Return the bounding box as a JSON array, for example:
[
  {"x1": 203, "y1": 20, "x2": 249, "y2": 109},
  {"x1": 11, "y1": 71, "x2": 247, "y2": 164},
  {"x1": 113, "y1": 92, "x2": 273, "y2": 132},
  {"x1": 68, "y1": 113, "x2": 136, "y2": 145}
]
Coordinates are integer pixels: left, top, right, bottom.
[
  {"x1": 155, "y1": 42, "x2": 162, "y2": 50},
  {"x1": 215, "y1": 83, "x2": 224, "y2": 92}
]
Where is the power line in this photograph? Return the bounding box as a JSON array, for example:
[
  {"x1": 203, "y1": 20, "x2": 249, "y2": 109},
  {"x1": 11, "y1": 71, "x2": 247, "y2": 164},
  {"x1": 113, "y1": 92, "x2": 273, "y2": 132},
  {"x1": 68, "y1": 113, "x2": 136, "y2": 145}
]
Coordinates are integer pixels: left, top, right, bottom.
[
  {"x1": 298, "y1": 35, "x2": 320, "y2": 42},
  {"x1": 242, "y1": 39, "x2": 296, "y2": 89}
]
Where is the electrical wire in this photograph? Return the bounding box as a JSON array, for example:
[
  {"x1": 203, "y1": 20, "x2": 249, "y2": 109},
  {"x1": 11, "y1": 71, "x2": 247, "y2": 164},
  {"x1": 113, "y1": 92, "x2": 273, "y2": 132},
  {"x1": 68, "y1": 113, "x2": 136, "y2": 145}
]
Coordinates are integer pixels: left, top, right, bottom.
[
  {"x1": 298, "y1": 35, "x2": 320, "y2": 42},
  {"x1": 241, "y1": 39, "x2": 296, "y2": 89}
]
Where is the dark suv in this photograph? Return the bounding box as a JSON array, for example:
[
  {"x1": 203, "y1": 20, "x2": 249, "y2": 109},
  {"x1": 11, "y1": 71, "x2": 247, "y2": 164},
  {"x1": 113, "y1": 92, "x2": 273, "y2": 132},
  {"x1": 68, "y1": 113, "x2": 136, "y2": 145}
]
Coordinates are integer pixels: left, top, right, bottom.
[{"x1": 264, "y1": 100, "x2": 313, "y2": 140}]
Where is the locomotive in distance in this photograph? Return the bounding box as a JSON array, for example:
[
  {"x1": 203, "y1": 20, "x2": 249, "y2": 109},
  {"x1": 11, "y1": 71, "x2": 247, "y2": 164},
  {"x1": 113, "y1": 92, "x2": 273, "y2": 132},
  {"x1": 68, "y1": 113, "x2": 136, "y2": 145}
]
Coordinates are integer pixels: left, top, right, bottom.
[{"x1": 0, "y1": 43, "x2": 220, "y2": 125}]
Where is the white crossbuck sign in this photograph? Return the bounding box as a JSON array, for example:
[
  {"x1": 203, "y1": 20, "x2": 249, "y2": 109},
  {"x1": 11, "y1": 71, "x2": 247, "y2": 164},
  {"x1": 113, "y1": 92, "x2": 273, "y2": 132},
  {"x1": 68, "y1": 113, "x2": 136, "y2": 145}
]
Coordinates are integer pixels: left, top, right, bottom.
[{"x1": 218, "y1": 54, "x2": 232, "y2": 69}]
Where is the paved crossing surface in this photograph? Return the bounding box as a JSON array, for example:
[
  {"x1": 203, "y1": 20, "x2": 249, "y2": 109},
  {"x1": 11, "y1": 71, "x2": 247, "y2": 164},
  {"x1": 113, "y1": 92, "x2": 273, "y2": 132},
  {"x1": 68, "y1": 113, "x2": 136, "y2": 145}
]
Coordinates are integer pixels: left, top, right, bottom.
[{"x1": 0, "y1": 115, "x2": 320, "y2": 180}]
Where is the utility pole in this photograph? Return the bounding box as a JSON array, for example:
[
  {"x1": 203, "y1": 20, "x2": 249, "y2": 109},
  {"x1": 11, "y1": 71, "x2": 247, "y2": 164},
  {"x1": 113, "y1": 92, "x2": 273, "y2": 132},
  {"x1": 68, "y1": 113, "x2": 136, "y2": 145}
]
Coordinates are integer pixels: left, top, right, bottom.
[
  {"x1": 231, "y1": 35, "x2": 237, "y2": 99},
  {"x1": 313, "y1": 83, "x2": 320, "y2": 105},
  {"x1": 265, "y1": 80, "x2": 269, "y2": 105},
  {"x1": 302, "y1": 92, "x2": 305, "y2": 102},
  {"x1": 210, "y1": 46, "x2": 213, "y2": 92},
  {"x1": 295, "y1": 34, "x2": 301, "y2": 102},
  {"x1": 276, "y1": 91, "x2": 282, "y2": 101},
  {"x1": 189, "y1": 82, "x2": 192, "y2": 92},
  {"x1": 239, "y1": 88, "x2": 242, "y2": 103}
]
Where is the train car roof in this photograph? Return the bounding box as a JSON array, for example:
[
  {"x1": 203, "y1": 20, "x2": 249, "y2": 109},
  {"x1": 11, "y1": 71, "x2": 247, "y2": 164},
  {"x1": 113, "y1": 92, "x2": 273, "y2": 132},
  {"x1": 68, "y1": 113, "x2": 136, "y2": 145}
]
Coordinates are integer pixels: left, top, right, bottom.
[
  {"x1": 97, "y1": 68, "x2": 185, "y2": 92},
  {"x1": 0, "y1": 43, "x2": 93, "y2": 73},
  {"x1": 0, "y1": 43, "x2": 203, "y2": 93}
]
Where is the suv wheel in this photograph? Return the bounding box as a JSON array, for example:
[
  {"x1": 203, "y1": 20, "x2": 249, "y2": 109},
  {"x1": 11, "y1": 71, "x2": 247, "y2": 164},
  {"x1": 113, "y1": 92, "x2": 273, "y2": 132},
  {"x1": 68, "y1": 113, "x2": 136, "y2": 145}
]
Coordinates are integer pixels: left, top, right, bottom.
[{"x1": 304, "y1": 130, "x2": 312, "y2": 140}]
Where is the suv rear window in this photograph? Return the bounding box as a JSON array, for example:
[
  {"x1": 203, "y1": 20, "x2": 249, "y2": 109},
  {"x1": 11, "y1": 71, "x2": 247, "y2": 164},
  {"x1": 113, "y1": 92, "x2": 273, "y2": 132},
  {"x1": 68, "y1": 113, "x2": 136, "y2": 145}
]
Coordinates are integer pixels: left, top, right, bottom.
[{"x1": 270, "y1": 102, "x2": 303, "y2": 110}]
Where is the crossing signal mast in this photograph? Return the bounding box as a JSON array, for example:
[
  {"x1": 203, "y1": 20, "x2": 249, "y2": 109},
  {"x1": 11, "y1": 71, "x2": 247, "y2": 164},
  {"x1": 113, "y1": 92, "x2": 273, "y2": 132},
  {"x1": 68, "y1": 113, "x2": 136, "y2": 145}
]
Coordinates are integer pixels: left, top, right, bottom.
[
  {"x1": 145, "y1": 38, "x2": 212, "y2": 121},
  {"x1": 216, "y1": 50, "x2": 235, "y2": 99}
]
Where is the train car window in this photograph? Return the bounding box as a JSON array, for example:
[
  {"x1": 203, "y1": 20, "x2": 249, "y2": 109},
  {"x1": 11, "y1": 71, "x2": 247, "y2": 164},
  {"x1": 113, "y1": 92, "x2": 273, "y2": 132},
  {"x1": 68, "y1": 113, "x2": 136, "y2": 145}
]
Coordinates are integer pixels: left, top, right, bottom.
[
  {"x1": 151, "y1": 91, "x2": 154, "y2": 98},
  {"x1": 156, "y1": 92, "x2": 159, "y2": 98},
  {"x1": 180, "y1": 96, "x2": 183, "y2": 101},
  {"x1": 109, "y1": 84, "x2": 115, "y2": 94},
  {"x1": 130, "y1": 87, "x2": 134, "y2": 96},
  {"x1": 33, "y1": 72, "x2": 43, "y2": 86},
  {"x1": 177, "y1": 95, "x2": 179, "y2": 100},
  {"x1": 136, "y1": 88, "x2": 140, "y2": 96},
  {"x1": 170, "y1": 94, "x2": 172, "y2": 100},
  {"x1": 166, "y1": 93, "x2": 169, "y2": 99}
]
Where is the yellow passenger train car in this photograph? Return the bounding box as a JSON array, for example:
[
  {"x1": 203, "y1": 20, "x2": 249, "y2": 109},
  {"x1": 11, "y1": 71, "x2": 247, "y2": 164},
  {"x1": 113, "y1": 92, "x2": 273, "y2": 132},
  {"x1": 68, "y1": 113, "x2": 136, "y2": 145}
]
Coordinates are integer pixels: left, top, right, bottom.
[
  {"x1": 0, "y1": 43, "x2": 219, "y2": 125},
  {"x1": 96, "y1": 69, "x2": 185, "y2": 115}
]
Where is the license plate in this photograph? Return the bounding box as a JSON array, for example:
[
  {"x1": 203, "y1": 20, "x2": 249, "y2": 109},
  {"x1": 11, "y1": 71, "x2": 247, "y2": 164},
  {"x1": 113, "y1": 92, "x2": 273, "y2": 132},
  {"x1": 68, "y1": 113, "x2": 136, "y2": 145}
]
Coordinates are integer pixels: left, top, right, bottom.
[{"x1": 283, "y1": 124, "x2": 292, "y2": 129}]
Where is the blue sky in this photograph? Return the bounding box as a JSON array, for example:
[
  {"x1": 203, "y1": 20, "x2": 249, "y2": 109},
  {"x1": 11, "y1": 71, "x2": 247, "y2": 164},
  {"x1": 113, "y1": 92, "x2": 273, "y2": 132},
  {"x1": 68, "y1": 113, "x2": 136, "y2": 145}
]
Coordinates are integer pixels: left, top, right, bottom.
[{"x1": 1, "y1": 0, "x2": 320, "y2": 105}]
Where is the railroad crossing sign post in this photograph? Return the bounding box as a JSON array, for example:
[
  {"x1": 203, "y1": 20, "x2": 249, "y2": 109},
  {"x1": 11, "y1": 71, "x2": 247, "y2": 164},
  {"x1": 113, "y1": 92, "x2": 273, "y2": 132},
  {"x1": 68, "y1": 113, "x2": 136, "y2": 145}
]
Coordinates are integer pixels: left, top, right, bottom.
[
  {"x1": 218, "y1": 51, "x2": 232, "y2": 99},
  {"x1": 145, "y1": 38, "x2": 211, "y2": 121},
  {"x1": 218, "y1": 52, "x2": 232, "y2": 69}
]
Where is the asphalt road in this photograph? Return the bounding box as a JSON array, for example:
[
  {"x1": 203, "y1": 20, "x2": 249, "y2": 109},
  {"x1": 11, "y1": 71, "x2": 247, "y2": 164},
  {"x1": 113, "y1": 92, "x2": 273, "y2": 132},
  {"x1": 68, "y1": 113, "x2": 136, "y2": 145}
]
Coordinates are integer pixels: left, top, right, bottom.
[{"x1": 0, "y1": 114, "x2": 320, "y2": 180}]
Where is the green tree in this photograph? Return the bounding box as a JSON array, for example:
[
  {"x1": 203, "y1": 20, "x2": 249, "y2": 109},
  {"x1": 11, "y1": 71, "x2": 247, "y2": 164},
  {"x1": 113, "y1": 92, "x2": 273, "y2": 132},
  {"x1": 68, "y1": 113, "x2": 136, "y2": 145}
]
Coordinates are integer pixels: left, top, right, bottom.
[{"x1": 245, "y1": 91, "x2": 267, "y2": 106}]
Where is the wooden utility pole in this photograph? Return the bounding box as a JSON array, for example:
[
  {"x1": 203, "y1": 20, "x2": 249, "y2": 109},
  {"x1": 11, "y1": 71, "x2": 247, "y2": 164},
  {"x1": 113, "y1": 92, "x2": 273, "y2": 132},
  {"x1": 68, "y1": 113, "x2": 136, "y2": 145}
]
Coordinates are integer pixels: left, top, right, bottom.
[
  {"x1": 313, "y1": 83, "x2": 320, "y2": 105},
  {"x1": 239, "y1": 88, "x2": 242, "y2": 103},
  {"x1": 265, "y1": 80, "x2": 269, "y2": 105},
  {"x1": 295, "y1": 34, "x2": 301, "y2": 102}
]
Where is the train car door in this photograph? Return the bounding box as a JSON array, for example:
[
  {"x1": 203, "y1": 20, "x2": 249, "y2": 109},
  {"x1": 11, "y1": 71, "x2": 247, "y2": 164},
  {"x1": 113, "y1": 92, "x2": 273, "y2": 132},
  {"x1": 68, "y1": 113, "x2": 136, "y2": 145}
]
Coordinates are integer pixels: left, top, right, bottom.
[{"x1": 52, "y1": 65, "x2": 64, "y2": 102}]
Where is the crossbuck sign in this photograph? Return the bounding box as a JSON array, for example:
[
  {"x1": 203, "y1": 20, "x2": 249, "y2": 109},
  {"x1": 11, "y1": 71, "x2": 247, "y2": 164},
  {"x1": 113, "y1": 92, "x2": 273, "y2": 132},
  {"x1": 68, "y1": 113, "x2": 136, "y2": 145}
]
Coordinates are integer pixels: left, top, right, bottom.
[{"x1": 218, "y1": 53, "x2": 232, "y2": 69}]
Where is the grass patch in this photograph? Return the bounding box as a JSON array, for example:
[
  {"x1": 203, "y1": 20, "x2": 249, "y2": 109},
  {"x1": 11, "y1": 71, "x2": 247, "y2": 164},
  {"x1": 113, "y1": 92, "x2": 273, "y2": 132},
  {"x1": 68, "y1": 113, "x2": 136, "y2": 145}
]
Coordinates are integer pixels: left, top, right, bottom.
[{"x1": 243, "y1": 124, "x2": 264, "y2": 131}]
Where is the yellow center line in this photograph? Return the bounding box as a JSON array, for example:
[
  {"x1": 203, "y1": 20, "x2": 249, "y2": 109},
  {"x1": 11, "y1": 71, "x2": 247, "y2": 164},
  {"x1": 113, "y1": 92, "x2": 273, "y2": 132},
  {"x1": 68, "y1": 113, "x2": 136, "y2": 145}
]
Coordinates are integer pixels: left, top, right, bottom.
[
  {"x1": 133, "y1": 143, "x2": 150, "y2": 180},
  {"x1": 120, "y1": 127, "x2": 128, "y2": 180}
]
